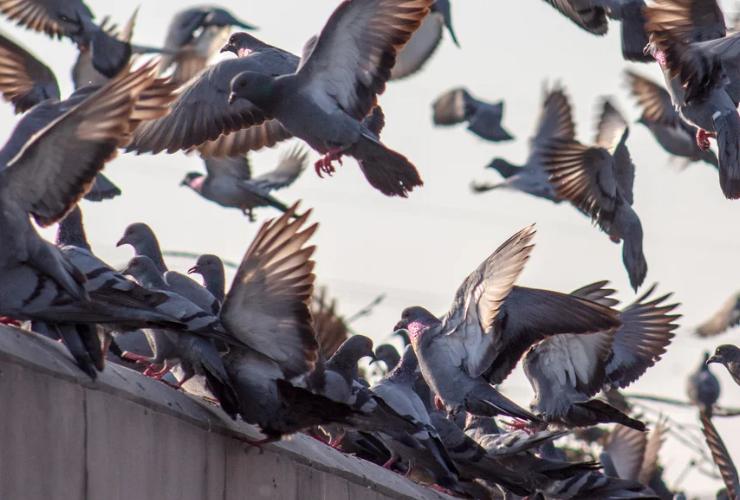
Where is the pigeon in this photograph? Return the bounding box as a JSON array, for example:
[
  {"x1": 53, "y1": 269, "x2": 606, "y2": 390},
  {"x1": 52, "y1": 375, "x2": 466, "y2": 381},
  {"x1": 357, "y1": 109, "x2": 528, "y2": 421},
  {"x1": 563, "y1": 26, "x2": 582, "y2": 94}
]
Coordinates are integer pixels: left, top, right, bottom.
[
  {"x1": 523, "y1": 282, "x2": 679, "y2": 430},
  {"x1": 390, "y1": 0, "x2": 459, "y2": 80},
  {"x1": 699, "y1": 411, "x2": 739, "y2": 500},
  {"x1": 707, "y1": 344, "x2": 740, "y2": 386},
  {"x1": 471, "y1": 84, "x2": 573, "y2": 202},
  {"x1": 310, "y1": 287, "x2": 350, "y2": 360},
  {"x1": 181, "y1": 146, "x2": 307, "y2": 220},
  {"x1": 540, "y1": 0, "x2": 651, "y2": 62},
  {"x1": 393, "y1": 225, "x2": 622, "y2": 423},
  {"x1": 432, "y1": 87, "x2": 514, "y2": 142},
  {"x1": 0, "y1": 0, "x2": 131, "y2": 78},
  {"x1": 625, "y1": 70, "x2": 719, "y2": 170},
  {"x1": 375, "y1": 343, "x2": 402, "y2": 372},
  {"x1": 160, "y1": 6, "x2": 257, "y2": 86},
  {"x1": 644, "y1": 0, "x2": 740, "y2": 199},
  {"x1": 0, "y1": 61, "x2": 173, "y2": 314},
  {"x1": 187, "y1": 254, "x2": 226, "y2": 304},
  {"x1": 686, "y1": 352, "x2": 721, "y2": 415},
  {"x1": 695, "y1": 291, "x2": 740, "y2": 337},
  {"x1": 369, "y1": 347, "x2": 460, "y2": 489},
  {"x1": 542, "y1": 96, "x2": 648, "y2": 291},
  {"x1": 227, "y1": 0, "x2": 432, "y2": 197},
  {"x1": 128, "y1": 32, "x2": 298, "y2": 158},
  {"x1": 310, "y1": 335, "x2": 376, "y2": 405},
  {"x1": 116, "y1": 222, "x2": 169, "y2": 273}
]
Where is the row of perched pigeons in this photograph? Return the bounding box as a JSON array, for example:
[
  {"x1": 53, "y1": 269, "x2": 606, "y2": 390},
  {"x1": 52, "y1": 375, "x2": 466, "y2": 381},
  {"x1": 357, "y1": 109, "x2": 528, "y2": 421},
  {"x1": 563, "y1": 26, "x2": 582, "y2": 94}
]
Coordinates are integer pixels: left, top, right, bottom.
[{"x1": 0, "y1": 0, "x2": 737, "y2": 498}]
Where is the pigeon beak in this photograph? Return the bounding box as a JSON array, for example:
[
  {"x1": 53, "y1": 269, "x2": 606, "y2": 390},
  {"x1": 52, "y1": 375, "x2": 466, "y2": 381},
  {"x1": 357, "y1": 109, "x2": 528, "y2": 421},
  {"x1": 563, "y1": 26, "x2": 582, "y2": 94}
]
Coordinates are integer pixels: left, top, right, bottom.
[
  {"x1": 707, "y1": 355, "x2": 721, "y2": 365},
  {"x1": 187, "y1": 265, "x2": 199, "y2": 275},
  {"x1": 235, "y1": 20, "x2": 257, "y2": 30},
  {"x1": 220, "y1": 43, "x2": 236, "y2": 55},
  {"x1": 368, "y1": 353, "x2": 379, "y2": 365},
  {"x1": 228, "y1": 92, "x2": 238, "y2": 105},
  {"x1": 115, "y1": 237, "x2": 127, "y2": 248},
  {"x1": 179, "y1": 178, "x2": 189, "y2": 187},
  {"x1": 393, "y1": 319, "x2": 407, "y2": 332}
]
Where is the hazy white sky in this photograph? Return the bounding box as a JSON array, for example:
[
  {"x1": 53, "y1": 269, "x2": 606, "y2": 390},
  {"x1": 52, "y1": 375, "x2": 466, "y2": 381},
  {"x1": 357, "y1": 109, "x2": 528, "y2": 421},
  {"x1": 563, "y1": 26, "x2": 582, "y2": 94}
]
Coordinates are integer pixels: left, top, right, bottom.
[{"x1": 1, "y1": 0, "x2": 739, "y2": 495}]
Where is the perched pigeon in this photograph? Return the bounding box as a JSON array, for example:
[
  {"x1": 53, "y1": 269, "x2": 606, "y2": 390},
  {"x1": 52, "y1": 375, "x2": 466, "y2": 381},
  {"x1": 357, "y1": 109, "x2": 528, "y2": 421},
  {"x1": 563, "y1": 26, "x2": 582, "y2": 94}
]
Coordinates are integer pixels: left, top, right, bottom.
[
  {"x1": 432, "y1": 87, "x2": 514, "y2": 142},
  {"x1": 310, "y1": 335, "x2": 376, "y2": 405},
  {"x1": 129, "y1": 32, "x2": 297, "y2": 159},
  {"x1": 695, "y1": 291, "x2": 740, "y2": 337},
  {"x1": 707, "y1": 344, "x2": 740, "y2": 386},
  {"x1": 160, "y1": 6, "x2": 256, "y2": 86},
  {"x1": 644, "y1": 0, "x2": 740, "y2": 198},
  {"x1": 523, "y1": 282, "x2": 679, "y2": 430},
  {"x1": 625, "y1": 70, "x2": 719, "y2": 170},
  {"x1": 540, "y1": 0, "x2": 651, "y2": 62},
  {"x1": 393, "y1": 225, "x2": 621, "y2": 422},
  {"x1": 375, "y1": 343, "x2": 402, "y2": 372},
  {"x1": 390, "y1": 0, "x2": 459, "y2": 79},
  {"x1": 686, "y1": 352, "x2": 721, "y2": 415},
  {"x1": 0, "y1": 62, "x2": 173, "y2": 315},
  {"x1": 0, "y1": 0, "x2": 131, "y2": 78},
  {"x1": 542, "y1": 97, "x2": 648, "y2": 291},
  {"x1": 700, "y1": 411, "x2": 740, "y2": 500},
  {"x1": 188, "y1": 254, "x2": 226, "y2": 304},
  {"x1": 227, "y1": 0, "x2": 433, "y2": 197},
  {"x1": 181, "y1": 146, "x2": 307, "y2": 220},
  {"x1": 471, "y1": 84, "x2": 573, "y2": 202}
]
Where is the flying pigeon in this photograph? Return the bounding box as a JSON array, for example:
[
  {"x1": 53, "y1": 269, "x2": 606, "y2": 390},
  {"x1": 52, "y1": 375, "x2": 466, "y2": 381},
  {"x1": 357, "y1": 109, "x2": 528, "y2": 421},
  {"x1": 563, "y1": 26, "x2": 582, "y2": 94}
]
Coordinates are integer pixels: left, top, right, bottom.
[
  {"x1": 181, "y1": 146, "x2": 307, "y2": 220},
  {"x1": 160, "y1": 6, "x2": 257, "y2": 86},
  {"x1": 310, "y1": 287, "x2": 350, "y2": 360},
  {"x1": 540, "y1": 0, "x2": 651, "y2": 62},
  {"x1": 0, "y1": 0, "x2": 131, "y2": 78},
  {"x1": 227, "y1": 0, "x2": 432, "y2": 197},
  {"x1": 541, "y1": 96, "x2": 648, "y2": 290},
  {"x1": 625, "y1": 70, "x2": 719, "y2": 170},
  {"x1": 188, "y1": 254, "x2": 226, "y2": 304},
  {"x1": 524, "y1": 282, "x2": 678, "y2": 430},
  {"x1": 644, "y1": 0, "x2": 740, "y2": 199},
  {"x1": 390, "y1": 0, "x2": 459, "y2": 79},
  {"x1": 700, "y1": 411, "x2": 739, "y2": 499},
  {"x1": 687, "y1": 352, "x2": 721, "y2": 416},
  {"x1": 471, "y1": 84, "x2": 573, "y2": 202},
  {"x1": 695, "y1": 291, "x2": 740, "y2": 337},
  {"x1": 707, "y1": 344, "x2": 740, "y2": 386},
  {"x1": 393, "y1": 225, "x2": 621, "y2": 423},
  {"x1": 128, "y1": 32, "x2": 297, "y2": 158},
  {"x1": 432, "y1": 87, "x2": 514, "y2": 142}
]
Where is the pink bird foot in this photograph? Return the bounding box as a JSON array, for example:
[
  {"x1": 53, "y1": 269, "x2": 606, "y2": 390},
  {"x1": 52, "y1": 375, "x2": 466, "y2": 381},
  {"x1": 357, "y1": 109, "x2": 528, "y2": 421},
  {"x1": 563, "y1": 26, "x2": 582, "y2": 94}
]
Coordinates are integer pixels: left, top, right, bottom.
[
  {"x1": 0, "y1": 316, "x2": 20, "y2": 327},
  {"x1": 501, "y1": 417, "x2": 536, "y2": 434},
  {"x1": 314, "y1": 149, "x2": 345, "y2": 178},
  {"x1": 696, "y1": 129, "x2": 715, "y2": 151}
]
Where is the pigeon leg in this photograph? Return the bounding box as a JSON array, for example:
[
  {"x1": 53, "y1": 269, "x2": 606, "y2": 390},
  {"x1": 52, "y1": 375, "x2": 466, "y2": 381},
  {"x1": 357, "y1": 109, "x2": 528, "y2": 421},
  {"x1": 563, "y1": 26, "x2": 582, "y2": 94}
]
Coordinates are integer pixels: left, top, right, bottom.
[
  {"x1": 382, "y1": 455, "x2": 399, "y2": 469},
  {"x1": 501, "y1": 417, "x2": 536, "y2": 434},
  {"x1": 0, "y1": 316, "x2": 20, "y2": 327},
  {"x1": 696, "y1": 129, "x2": 716, "y2": 151},
  {"x1": 314, "y1": 147, "x2": 346, "y2": 178},
  {"x1": 148, "y1": 361, "x2": 174, "y2": 381},
  {"x1": 121, "y1": 351, "x2": 153, "y2": 364}
]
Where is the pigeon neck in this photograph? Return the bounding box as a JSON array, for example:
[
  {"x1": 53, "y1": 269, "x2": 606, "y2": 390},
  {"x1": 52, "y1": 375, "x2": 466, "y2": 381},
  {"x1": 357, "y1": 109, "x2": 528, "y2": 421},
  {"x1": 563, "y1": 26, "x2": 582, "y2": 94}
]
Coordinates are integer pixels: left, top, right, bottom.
[
  {"x1": 57, "y1": 206, "x2": 91, "y2": 251},
  {"x1": 133, "y1": 265, "x2": 167, "y2": 289},
  {"x1": 203, "y1": 267, "x2": 225, "y2": 302},
  {"x1": 387, "y1": 349, "x2": 418, "y2": 384},
  {"x1": 135, "y1": 240, "x2": 167, "y2": 274},
  {"x1": 406, "y1": 320, "x2": 431, "y2": 344}
]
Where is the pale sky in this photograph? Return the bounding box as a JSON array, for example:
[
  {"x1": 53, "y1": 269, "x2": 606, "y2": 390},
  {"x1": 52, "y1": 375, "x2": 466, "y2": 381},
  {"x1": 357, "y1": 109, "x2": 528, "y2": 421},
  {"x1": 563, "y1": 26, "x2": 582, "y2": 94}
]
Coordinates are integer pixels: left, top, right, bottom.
[{"x1": 1, "y1": 0, "x2": 739, "y2": 495}]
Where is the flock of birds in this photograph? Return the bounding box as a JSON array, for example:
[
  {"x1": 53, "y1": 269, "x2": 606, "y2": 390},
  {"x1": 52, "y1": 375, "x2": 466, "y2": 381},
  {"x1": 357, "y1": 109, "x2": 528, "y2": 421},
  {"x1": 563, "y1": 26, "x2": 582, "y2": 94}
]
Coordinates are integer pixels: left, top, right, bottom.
[{"x1": 0, "y1": 0, "x2": 738, "y2": 498}]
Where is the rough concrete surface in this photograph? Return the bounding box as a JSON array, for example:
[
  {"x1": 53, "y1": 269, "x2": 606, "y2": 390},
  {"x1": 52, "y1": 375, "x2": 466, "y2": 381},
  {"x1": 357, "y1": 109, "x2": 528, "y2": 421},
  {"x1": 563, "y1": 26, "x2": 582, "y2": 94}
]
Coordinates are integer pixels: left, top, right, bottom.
[{"x1": 0, "y1": 326, "x2": 450, "y2": 500}]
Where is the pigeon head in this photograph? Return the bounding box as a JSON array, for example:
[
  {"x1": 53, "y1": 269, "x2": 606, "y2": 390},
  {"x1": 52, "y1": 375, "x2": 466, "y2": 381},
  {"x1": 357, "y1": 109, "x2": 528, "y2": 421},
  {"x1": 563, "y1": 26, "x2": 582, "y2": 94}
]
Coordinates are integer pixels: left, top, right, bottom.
[
  {"x1": 116, "y1": 223, "x2": 158, "y2": 250},
  {"x1": 228, "y1": 71, "x2": 276, "y2": 107},
  {"x1": 707, "y1": 345, "x2": 740, "y2": 366},
  {"x1": 121, "y1": 256, "x2": 162, "y2": 287},
  {"x1": 374, "y1": 343, "x2": 401, "y2": 371},
  {"x1": 188, "y1": 254, "x2": 223, "y2": 277},
  {"x1": 220, "y1": 32, "x2": 266, "y2": 57},
  {"x1": 394, "y1": 306, "x2": 439, "y2": 343},
  {"x1": 204, "y1": 8, "x2": 256, "y2": 30},
  {"x1": 181, "y1": 172, "x2": 205, "y2": 191},
  {"x1": 329, "y1": 335, "x2": 377, "y2": 368}
]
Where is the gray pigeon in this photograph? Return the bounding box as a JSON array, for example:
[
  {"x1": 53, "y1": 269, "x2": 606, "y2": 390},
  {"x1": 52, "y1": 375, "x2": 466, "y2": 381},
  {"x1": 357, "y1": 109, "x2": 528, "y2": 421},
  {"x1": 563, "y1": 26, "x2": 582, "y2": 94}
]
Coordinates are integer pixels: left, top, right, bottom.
[
  {"x1": 541, "y1": 0, "x2": 651, "y2": 62},
  {"x1": 644, "y1": 0, "x2": 740, "y2": 198},
  {"x1": 128, "y1": 32, "x2": 297, "y2": 158},
  {"x1": 523, "y1": 282, "x2": 679, "y2": 430},
  {"x1": 471, "y1": 84, "x2": 572, "y2": 202},
  {"x1": 602, "y1": 421, "x2": 667, "y2": 487},
  {"x1": 375, "y1": 343, "x2": 402, "y2": 372},
  {"x1": 181, "y1": 146, "x2": 307, "y2": 220},
  {"x1": 0, "y1": 31, "x2": 126, "y2": 202},
  {"x1": 542, "y1": 97, "x2": 648, "y2": 291},
  {"x1": 393, "y1": 225, "x2": 621, "y2": 423},
  {"x1": 0, "y1": 0, "x2": 131, "y2": 78},
  {"x1": 687, "y1": 352, "x2": 721, "y2": 415},
  {"x1": 700, "y1": 411, "x2": 740, "y2": 500},
  {"x1": 188, "y1": 254, "x2": 226, "y2": 304},
  {"x1": 390, "y1": 0, "x2": 459, "y2": 80},
  {"x1": 160, "y1": 6, "x2": 256, "y2": 86},
  {"x1": 0, "y1": 62, "x2": 171, "y2": 312},
  {"x1": 432, "y1": 87, "x2": 514, "y2": 142},
  {"x1": 695, "y1": 291, "x2": 740, "y2": 337},
  {"x1": 227, "y1": 0, "x2": 432, "y2": 197},
  {"x1": 707, "y1": 344, "x2": 740, "y2": 386},
  {"x1": 369, "y1": 347, "x2": 459, "y2": 489},
  {"x1": 626, "y1": 70, "x2": 719, "y2": 170},
  {"x1": 309, "y1": 335, "x2": 376, "y2": 405}
]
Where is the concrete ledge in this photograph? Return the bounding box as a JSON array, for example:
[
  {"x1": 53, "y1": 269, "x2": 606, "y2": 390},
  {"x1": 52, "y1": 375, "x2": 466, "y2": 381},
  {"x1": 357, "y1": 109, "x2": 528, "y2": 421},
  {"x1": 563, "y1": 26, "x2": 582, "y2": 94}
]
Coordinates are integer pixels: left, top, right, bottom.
[{"x1": 0, "y1": 326, "x2": 449, "y2": 500}]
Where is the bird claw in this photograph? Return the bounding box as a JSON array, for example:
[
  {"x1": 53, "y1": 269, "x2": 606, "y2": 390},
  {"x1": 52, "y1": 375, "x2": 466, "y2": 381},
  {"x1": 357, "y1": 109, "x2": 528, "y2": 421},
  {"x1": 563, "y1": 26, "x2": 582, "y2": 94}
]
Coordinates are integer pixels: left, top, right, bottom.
[
  {"x1": 0, "y1": 316, "x2": 20, "y2": 327},
  {"x1": 696, "y1": 129, "x2": 715, "y2": 151},
  {"x1": 314, "y1": 150, "x2": 344, "y2": 178},
  {"x1": 501, "y1": 417, "x2": 536, "y2": 434}
]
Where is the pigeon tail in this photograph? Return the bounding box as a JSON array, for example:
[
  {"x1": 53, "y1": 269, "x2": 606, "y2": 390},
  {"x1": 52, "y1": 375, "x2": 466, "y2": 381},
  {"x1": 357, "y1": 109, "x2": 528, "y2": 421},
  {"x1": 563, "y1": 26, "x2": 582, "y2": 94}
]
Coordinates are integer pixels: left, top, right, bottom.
[
  {"x1": 55, "y1": 324, "x2": 99, "y2": 379},
  {"x1": 714, "y1": 111, "x2": 740, "y2": 199},
  {"x1": 573, "y1": 399, "x2": 646, "y2": 431},
  {"x1": 352, "y1": 134, "x2": 423, "y2": 198},
  {"x1": 90, "y1": 29, "x2": 132, "y2": 78},
  {"x1": 466, "y1": 383, "x2": 539, "y2": 422}
]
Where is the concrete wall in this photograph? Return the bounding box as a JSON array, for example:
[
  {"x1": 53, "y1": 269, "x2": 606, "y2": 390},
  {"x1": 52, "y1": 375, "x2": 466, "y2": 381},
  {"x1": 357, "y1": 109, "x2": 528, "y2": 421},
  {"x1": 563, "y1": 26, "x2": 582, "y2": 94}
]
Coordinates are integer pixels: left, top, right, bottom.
[{"x1": 0, "y1": 326, "x2": 449, "y2": 500}]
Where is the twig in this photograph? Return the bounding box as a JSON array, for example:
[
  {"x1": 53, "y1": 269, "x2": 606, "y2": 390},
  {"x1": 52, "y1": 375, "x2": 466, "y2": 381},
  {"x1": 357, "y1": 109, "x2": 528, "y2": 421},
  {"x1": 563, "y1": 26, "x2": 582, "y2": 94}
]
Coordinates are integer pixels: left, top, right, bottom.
[
  {"x1": 162, "y1": 250, "x2": 240, "y2": 269},
  {"x1": 625, "y1": 393, "x2": 740, "y2": 417},
  {"x1": 345, "y1": 294, "x2": 385, "y2": 324}
]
